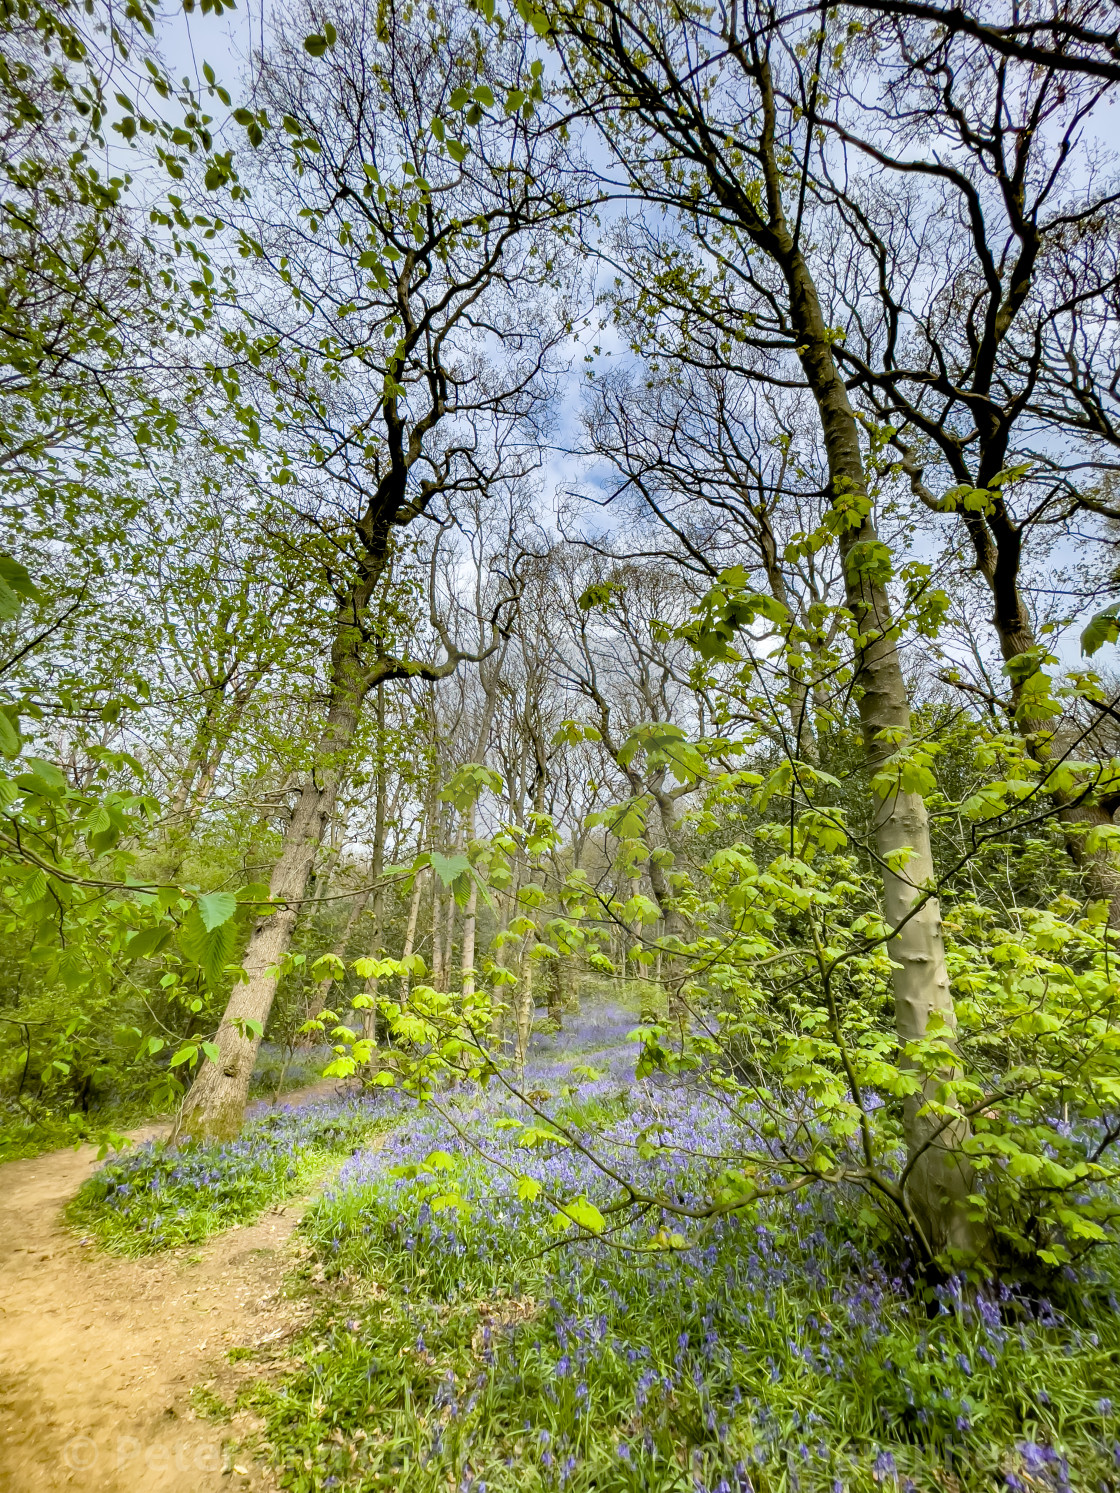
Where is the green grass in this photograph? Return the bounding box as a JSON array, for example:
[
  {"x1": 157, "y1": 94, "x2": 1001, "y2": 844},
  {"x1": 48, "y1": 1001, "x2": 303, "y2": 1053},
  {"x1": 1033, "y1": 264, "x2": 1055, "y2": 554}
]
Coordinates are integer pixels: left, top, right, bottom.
[
  {"x1": 0, "y1": 1097, "x2": 150, "y2": 1163},
  {"x1": 240, "y1": 1086, "x2": 1120, "y2": 1493},
  {"x1": 67, "y1": 1098, "x2": 386, "y2": 1255}
]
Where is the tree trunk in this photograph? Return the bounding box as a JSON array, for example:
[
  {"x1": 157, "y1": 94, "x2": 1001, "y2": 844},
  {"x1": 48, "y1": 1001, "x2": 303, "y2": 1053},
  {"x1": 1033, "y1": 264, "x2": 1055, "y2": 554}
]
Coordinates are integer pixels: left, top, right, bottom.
[
  {"x1": 781, "y1": 245, "x2": 983, "y2": 1259},
  {"x1": 547, "y1": 955, "x2": 563, "y2": 1030},
  {"x1": 648, "y1": 782, "x2": 688, "y2": 1030},
  {"x1": 362, "y1": 683, "x2": 389, "y2": 1043},
  {"x1": 562, "y1": 951, "x2": 579, "y2": 1015},
  {"x1": 442, "y1": 889, "x2": 457, "y2": 990},
  {"x1": 399, "y1": 863, "x2": 425, "y2": 1001},
  {"x1": 981, "y1": 547, "x2": 1120, "y2": 924},
  {"x1": 301, "y1": 880, "x2": 373, "y2": 1043},
  {"x1": 431, "y1": 878, "x2": 445, "y2": 991},
  {"x1": 172, "y1": 592, "x2": 367, "y2": 1144},
  {"x1": 642, "y1": 42, "x2": 985, "y2": 1253},
  {"x1": 491, "y1": 851, "x2": 522, "y2": 1051},
  {"x1": 460, "y1": 643, "x2": 506, "y2": 1001},
  {"x1": 171, "y1": 699, "x2": 356, "y2": 1143},
  {"x1": 559, "y1": 11, "x2": 987, "y2": 1261},
  {"x1": 163, "y1": 680, "x2": 258, "y2": 880},
  {"x1": 515, "y1": 935, "x2": 535, "y2": 1082},
  {"x1": 460, "y1": 804, "x2": 479, "y2": 998}
]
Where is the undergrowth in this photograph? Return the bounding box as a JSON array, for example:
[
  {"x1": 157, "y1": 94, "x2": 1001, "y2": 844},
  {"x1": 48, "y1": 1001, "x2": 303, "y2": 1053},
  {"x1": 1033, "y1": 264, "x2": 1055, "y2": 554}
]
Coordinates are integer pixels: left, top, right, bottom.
[
  {"x1": 0, "y1": 1097, "x2": 147, "y2": 1163},
  {"x1": 239, "y1": 1008, "x2": 1120, "y2": 1493},
  {"x1": 0, "y1": 1044, "x2": 333, "y2": 1163},
  {"x1": 68, "y1": 1097, "x2": 388, "y2": 1255}
]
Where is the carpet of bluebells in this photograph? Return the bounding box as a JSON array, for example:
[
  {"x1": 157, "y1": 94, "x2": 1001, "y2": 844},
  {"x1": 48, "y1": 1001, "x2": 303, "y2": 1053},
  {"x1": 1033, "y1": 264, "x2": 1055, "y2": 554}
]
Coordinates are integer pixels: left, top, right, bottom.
[
  {"x1": 68, "y1": 1096, "x2": 391, "y2": 1254},
  {"x1": 243, "y1": 1005, "x2": 1120, "y2": 1493}
]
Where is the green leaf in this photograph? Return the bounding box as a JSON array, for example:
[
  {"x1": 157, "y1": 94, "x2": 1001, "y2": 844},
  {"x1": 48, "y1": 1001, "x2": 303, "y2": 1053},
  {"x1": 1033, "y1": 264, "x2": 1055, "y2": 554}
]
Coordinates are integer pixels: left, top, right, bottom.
[
  {"x1": 0, "y1": 553, "x2": 41, "y2": 620},
  {"x1": 201, "y1": 1041, "x2": 221, "y2": 1064},
  {"x1": 236, "y1": 882, "x2": 272, "y2": 904},
  {"x1": 440, "y1": 763, "x2": 504, "y2": 810},
  {"x1": 196, "y1": 890, "x2": 238, "y2": 931},
  {"x1": 555, "y1": 1196, "x2": 606, "y2": 1233},
  {"x1": 423, "y1": 1150, "x2": 457, "y2": 1171},
  {"x1": 180, "y1": 905, "x2": 239, "y2": 984},
  {"x1": 446, "y1": 139, "x2": 468, "y2": 163},
  {"x1": 125, "y1": 925, "x2": 173, "y2": 960},
  {"x1": 0, "y1": 709, "x2": 20, "y2": 757},
  {"x1": 169, "y1": 1044, "x2": 198, "y2": 1069},
  {"x1": 303, "y1": 33, "x2": 328, "y2": 56},
  {"x1": 21, "y1": 757, "x2": 67, "y2": 792},
  {"x1": 1082, "y1": 603, "x2": 1120, "y2": 657},
  {"x1": 430, "y1": 850, "x2": 471, "y2": 887}
]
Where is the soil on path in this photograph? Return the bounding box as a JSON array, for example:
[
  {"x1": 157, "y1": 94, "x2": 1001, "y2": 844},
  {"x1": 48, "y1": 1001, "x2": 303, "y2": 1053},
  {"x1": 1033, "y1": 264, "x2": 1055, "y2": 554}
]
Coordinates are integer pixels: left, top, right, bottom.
[{"x1": 0, "y1": 1081, "x2": 344, "y2": 1493}]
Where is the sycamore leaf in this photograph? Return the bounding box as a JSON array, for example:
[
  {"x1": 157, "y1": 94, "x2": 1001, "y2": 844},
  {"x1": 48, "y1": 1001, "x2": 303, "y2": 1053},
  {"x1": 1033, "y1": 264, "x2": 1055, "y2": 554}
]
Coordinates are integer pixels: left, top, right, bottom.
[
  {"x1": 554, "y1": 1196, "x2": 606, "y2": 1233},
  {"x1": 1081, "y1": 603, "x2": 1120, "y2": 657},
  {"x1": 423, "y1": 1150, "x2": 457, "y2": 1172}
]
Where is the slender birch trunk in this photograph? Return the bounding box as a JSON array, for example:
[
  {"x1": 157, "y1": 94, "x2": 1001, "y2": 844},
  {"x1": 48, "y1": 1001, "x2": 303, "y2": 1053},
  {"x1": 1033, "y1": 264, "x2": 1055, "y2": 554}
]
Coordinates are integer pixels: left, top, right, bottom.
[
  {"x1": 547, "y1": 955, "x2": 563, "y2": 1030},
  {"x1": 460, "y1": 640, "x2": 507, "y2": 1001}
]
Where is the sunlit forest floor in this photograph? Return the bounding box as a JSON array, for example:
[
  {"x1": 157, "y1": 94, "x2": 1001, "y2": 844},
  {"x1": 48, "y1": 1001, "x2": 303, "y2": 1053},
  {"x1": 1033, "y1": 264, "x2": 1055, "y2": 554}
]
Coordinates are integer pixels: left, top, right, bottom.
[{"x1": 1, "y1": 1004, "x2": 1118, "y2": 1493}]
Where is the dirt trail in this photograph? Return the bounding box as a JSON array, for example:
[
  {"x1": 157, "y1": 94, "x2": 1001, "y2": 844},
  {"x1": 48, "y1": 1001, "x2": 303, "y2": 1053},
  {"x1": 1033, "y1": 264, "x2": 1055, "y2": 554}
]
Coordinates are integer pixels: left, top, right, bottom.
[{"x1": 0, "y1": 1082, "x2": 345, "y2": 1493}]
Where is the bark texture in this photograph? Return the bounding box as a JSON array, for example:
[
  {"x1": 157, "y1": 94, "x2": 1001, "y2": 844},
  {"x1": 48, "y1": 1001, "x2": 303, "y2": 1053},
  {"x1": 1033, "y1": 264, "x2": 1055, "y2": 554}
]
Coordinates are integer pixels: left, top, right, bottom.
[
  {"x1": 788, "y1": 268, "x2": 983, "y2": 1259},
  {"x1": 701, "y1": 47, "x2": 983, "y2": 1258},
  {"x1": 901, "y1": 439, "x2": 1120, "y2": 924},
  {"x1": 172, "y1": 697, "x2": 356, "y2": 1143}
]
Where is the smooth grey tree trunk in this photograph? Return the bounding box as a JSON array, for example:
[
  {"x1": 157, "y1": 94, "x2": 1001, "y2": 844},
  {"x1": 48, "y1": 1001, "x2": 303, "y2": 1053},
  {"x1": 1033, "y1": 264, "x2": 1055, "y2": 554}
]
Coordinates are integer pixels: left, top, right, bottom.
[{"x1": 783, "y1": 248, "x2": 983, "y2": 1260}]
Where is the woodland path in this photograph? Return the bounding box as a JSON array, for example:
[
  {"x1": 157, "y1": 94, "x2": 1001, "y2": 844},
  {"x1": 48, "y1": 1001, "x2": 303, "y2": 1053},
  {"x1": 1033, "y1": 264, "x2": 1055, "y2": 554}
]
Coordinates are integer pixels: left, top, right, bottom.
[{"x1": 0, "y1": 1082, "x2": 343, "y2": 1493}]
